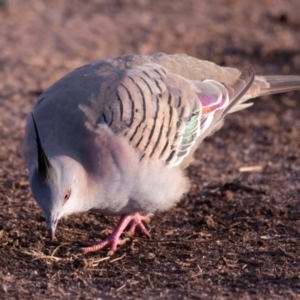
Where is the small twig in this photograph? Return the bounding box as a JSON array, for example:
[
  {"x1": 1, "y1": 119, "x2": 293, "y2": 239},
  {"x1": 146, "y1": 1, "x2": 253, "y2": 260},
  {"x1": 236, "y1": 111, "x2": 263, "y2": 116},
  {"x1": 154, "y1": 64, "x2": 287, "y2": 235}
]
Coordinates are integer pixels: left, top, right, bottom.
[
  {"x1": 190, "y1": 272, "x2": 202, "y2": 278},
  {"x1": 239, "y1": 165, "x2": 263, "y2": 172},
  {"x1": 147, "y1": 275, "x2": 154, "y2": 289},
  {"x1": 50, "y1": 243, "x2": 68, "y2": 259},
  {"x1": 116, "y1": 284, "x2": 126, "y2": 292},
  {"x1": 197, "y1": 264, "x2": 202, "y2": 273},
  {"x1": 22, "y1": 250, "x2": 64, "y2": 261},
  {"x1": 190, "y1": 264, "x2": 203, "y2": 278},
  {"x1": 91, "y1": 257, "x2": 110, "y2": 263},
  {"x1": 110, "y1": 253, "x2": 126, "y2": 263},
  {"x1": 88, "y1": 256, "x2": 110, "y2": 267}
]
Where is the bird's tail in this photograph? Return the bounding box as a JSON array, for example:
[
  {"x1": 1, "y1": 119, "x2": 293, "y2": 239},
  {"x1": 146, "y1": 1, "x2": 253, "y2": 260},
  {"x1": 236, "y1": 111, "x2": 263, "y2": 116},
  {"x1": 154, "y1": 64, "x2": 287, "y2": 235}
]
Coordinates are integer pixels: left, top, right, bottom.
[
  {"x1": 252, "y1": 75, "x2": 300, "y2": 97},
  {"x1": 202, "y1": 68, "x2": 300, "y2": 140},
  {"x1": 223, "y1": 71, "x2": 300, "y2": 116}
]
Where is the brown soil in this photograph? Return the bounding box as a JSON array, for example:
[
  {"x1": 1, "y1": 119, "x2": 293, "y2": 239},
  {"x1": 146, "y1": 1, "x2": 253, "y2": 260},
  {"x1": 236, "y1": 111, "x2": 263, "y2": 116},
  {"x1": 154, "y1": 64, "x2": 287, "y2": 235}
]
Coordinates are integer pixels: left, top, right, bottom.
[{"x1": 1, "y1": 0, "x2": 300, "y2": 299}]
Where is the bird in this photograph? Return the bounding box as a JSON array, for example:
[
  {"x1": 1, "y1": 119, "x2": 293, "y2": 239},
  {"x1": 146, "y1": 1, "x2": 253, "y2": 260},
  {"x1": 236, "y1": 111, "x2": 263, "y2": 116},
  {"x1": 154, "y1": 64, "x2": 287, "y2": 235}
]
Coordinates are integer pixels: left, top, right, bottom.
[{"x1": 23, "y1": 52, "x2": 300, "y2": 255}]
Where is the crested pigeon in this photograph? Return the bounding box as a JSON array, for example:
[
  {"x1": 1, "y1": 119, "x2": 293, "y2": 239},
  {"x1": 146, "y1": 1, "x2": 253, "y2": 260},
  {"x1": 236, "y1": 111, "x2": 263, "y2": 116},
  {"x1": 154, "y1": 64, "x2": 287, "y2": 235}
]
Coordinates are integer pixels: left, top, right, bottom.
[{"x1": 23, "y1": 53, "x2": 300, "y2": 255}]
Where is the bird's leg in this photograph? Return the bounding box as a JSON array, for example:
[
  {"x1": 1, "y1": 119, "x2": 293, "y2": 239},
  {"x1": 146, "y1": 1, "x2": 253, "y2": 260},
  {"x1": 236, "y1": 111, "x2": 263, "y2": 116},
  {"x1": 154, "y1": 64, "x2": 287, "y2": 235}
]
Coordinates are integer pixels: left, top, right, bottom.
[{"x1": 82, "y1": 213, "x2": 151, "y2": 255}]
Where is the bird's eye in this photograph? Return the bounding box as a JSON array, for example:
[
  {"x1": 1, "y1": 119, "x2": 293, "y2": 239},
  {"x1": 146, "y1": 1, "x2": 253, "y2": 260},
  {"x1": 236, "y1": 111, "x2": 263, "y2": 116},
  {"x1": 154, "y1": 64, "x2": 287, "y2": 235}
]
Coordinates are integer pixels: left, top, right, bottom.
[{"x1": 63, "y1": 188, "x2": 71, "y2": 205}]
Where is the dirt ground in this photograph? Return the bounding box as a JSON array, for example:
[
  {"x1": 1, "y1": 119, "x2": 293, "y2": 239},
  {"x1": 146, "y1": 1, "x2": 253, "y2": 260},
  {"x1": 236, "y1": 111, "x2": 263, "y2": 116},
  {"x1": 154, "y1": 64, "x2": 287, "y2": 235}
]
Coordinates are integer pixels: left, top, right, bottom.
[{"x1": 1, "y1": 0, "x2": 300, "y2": 299}]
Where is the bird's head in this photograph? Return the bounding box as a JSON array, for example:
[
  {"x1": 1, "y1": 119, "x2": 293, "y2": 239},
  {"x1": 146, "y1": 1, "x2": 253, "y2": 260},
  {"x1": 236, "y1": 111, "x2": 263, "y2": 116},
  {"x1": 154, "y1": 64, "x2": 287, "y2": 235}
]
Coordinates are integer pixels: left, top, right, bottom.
[{"x1": 29, "y1": 114, "x2": 83, "y2": 240}]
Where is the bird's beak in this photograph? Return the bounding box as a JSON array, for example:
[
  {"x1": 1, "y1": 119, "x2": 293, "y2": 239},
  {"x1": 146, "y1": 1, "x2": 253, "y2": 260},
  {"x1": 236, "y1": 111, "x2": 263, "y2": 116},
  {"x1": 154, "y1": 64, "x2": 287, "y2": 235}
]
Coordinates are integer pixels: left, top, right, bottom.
[
  {"x1": 48, "y1": 226, "x2": 56, "y2": 241},
  {"x1": 46, "y1": 217, "x2": 58, "y2": 241}
]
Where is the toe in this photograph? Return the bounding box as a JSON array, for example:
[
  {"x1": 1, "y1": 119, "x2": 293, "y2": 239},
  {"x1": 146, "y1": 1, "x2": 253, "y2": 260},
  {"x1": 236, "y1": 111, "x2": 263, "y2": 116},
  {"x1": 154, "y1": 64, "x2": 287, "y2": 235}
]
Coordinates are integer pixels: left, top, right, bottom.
[{"x1": 82, "y1": 239, "x2": 109, "y2": 254}]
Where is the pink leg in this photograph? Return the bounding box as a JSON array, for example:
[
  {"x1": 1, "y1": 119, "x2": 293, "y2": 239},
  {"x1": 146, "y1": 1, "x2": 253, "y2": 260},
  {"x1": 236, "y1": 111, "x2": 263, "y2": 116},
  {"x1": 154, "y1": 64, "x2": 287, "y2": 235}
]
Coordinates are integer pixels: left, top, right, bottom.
[{"x1": 82, "y1": 213, "x2": 151, "y2": 255}]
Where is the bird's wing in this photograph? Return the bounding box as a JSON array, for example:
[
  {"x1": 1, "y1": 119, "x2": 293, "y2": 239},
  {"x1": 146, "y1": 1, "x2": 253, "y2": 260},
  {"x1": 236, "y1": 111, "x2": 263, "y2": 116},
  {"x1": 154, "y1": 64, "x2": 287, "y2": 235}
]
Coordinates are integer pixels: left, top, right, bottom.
[{"x1": 93, "y1": 63, "x2": 254, "y2": 168}]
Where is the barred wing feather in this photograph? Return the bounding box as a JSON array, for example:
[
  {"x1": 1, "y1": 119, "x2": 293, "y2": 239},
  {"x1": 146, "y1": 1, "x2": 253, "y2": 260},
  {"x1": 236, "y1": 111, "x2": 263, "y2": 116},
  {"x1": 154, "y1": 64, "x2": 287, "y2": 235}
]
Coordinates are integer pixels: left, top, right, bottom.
[{"x1": 98, "y1": 63, "x2": 251, "y2": 167}]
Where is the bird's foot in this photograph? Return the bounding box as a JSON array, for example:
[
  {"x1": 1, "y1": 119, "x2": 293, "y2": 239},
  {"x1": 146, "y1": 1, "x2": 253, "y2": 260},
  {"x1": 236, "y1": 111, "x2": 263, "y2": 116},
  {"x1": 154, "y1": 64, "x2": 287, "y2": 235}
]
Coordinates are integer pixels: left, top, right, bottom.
[
  {"x1": 81, "y1": 213, "x2": 151, "y2": 255},
  {"x1": 125, "y1": 214, "x2": 151, "y2": 237}
]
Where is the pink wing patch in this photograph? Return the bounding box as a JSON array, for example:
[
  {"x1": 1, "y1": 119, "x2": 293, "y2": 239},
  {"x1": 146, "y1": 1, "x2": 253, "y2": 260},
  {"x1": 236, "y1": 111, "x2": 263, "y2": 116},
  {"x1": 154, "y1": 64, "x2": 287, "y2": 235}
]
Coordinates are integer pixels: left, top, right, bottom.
[
  {"x1": 196, "y1": 79, "x2": 229, "y2": 115},
  {"x1": 200, "y1": 95, "x2": 228, "y2": 114}
]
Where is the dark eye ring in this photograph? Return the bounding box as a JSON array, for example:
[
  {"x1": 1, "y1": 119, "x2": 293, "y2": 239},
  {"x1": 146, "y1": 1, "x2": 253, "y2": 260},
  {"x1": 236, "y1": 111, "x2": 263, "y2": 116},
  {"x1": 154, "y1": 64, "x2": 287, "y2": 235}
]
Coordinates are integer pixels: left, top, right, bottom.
[{"x1": 63, "y1": 189, "x2": 71, "y2": 204}]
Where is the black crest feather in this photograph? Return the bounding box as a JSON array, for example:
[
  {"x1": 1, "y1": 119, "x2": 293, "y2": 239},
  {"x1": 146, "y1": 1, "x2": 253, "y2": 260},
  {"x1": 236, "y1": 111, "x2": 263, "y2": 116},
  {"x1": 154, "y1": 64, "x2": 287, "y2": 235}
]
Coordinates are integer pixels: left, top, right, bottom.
[{"x1": 31, "y1": 113, "x2": 51, "y2": 179}]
